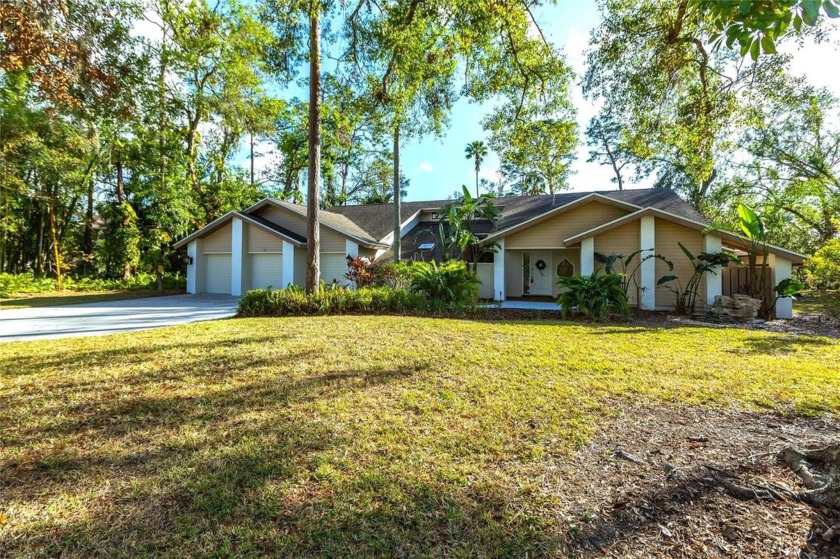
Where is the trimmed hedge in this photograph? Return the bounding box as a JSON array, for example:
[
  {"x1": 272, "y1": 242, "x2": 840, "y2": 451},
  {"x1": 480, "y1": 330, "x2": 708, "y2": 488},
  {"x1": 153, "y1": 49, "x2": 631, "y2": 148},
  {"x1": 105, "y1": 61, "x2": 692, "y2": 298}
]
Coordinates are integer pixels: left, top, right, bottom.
[{"x1": 237, "y1": 286, "x2": 432, "y2": 317}]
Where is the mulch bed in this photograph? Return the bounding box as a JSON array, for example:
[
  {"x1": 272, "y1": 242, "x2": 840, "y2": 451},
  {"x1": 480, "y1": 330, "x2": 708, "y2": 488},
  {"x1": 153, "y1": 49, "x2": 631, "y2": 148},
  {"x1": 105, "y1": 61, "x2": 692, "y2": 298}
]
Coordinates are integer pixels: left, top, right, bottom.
[
  {"x1": 556, "y1": 402, "x2": 840, "y2": 558},
  {"x1": 479, "y1": 307, "x2": 840, "y2": 338}
]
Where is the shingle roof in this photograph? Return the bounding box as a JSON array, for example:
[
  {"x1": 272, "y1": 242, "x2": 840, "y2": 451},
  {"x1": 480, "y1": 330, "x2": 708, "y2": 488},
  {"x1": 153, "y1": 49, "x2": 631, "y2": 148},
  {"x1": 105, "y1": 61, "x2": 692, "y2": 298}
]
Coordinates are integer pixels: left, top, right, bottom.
[
  {"x1": 326, "y1": 188, "x2": 707, "y2": 242},
  {"x1": 266, "y1": 199, "x2": 389, "y2": 247},
  {"x1": 326, "y1": 199, "x2": 454, "y2": 241}
]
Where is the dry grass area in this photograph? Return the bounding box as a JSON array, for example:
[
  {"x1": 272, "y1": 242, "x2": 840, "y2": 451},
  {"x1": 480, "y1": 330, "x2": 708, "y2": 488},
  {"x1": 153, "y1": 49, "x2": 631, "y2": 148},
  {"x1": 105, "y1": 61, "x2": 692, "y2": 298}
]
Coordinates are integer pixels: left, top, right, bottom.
[{"x1": 1, "y1": 315, "x2": 839, "y2": 557}]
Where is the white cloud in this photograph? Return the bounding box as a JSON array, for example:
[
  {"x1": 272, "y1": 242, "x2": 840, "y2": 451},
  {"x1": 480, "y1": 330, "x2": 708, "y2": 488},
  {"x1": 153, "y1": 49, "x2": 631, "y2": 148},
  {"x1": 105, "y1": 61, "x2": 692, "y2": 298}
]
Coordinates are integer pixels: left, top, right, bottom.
[{"x1": 417, "y1": 161, "x2": 434, "y2": 173}]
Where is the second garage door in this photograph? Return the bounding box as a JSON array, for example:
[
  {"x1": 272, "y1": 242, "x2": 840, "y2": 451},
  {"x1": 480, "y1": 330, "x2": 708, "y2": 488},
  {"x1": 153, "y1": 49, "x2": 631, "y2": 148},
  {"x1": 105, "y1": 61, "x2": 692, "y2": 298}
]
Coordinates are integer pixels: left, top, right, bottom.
[
  {"x1": 251, "y1": 253, "x2": 283, "y2": 289},
  {"x1": 205, "y1": 254, "x2": 232, "y2": 294}
]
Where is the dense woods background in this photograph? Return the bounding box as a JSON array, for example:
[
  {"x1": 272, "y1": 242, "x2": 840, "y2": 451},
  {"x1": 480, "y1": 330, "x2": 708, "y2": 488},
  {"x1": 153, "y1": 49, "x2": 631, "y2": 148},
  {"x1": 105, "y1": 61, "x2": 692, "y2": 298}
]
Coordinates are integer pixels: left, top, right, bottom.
[{"x1": 0, "y1": 0, "x2": 838, "y2": 287}]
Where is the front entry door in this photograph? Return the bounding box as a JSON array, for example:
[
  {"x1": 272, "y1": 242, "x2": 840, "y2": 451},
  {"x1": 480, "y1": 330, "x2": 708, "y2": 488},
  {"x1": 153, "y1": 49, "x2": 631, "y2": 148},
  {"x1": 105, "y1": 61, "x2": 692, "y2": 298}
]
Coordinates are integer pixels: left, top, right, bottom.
[{"x1": 523, "y1": 251, "x2": 552, "y2": 296}]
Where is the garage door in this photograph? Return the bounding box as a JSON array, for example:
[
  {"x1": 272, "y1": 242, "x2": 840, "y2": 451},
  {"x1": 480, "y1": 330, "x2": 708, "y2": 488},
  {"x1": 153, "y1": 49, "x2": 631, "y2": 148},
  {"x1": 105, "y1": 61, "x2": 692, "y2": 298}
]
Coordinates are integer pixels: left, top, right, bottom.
[
  {"x1": 205, "y1": 254, "x2": 232, "y2": 294},
  {"x1": 321, "y1": 254, "x2": 350, "y2": 286},
  {"x1": 251, "y1": 253, "x2": 283, "y2": 289}
]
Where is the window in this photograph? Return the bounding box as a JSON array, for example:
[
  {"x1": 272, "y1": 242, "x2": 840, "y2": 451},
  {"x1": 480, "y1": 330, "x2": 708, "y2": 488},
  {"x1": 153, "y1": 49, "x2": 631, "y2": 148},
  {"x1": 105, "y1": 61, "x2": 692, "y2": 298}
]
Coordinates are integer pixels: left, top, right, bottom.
[{"x1": 556, "y1": 258, "x2": 574, "y2": 278}]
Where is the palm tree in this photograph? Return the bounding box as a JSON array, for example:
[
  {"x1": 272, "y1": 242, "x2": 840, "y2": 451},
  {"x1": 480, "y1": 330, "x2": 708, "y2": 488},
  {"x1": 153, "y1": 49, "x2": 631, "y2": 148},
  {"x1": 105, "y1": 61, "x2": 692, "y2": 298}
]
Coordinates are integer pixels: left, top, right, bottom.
[{"x1": 464, "y1": 140, "x2": 488, "y2": 197}]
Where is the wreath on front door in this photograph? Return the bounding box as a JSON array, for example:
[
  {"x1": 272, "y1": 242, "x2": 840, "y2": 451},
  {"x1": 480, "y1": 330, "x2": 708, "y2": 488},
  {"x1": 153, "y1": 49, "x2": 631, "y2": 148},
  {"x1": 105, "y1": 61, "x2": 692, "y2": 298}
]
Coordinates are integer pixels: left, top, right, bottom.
[{"x1": 535, "y1": 259, "x2": 547, "y2": 271}]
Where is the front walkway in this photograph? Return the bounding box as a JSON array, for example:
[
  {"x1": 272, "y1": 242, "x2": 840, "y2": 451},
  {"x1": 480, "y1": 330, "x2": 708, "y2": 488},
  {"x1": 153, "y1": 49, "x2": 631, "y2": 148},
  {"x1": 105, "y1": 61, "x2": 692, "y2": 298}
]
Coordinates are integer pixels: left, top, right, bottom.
[
  {"x1": 493, "y1": 300, "x2": 561, "y2": 311},
  {"x1": 0, "y1": 294, "x2": 239, "y2": 342}
]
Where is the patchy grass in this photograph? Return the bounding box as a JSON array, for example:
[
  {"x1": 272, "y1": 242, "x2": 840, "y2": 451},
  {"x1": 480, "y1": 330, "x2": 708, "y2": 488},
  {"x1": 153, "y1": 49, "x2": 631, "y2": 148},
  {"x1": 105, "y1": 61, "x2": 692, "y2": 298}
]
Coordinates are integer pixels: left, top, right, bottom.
[
  {"x1": 1, "y1": 316, "x2": 838, "y2": 557},
  {"x1": 797, "y1": 289, "x2": 840, "y2": 318},
  {"x1": 0, "y1": 288, "x2": 184, "y2": 310}
]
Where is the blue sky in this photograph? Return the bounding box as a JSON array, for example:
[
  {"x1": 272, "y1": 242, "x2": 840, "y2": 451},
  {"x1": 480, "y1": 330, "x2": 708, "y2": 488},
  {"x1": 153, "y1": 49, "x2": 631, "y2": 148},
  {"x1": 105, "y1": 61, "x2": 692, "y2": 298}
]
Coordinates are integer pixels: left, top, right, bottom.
[
  {"x1": 133, "y1": 2, "x2": 840, "y2": 203},
  {"x1": 397, "y1": 1, "x2": 604, "y2": 201}
]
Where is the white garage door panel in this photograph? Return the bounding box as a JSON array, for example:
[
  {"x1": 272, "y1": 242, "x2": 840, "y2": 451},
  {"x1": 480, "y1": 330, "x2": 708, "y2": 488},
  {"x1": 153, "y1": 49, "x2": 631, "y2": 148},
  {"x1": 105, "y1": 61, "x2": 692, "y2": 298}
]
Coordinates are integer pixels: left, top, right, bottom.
[
  {"x1": 205, "y1": 254, "x2": 232, "y2": 294},
  {"x1": 251, "y1": 254, "x2": 283, "y2": 289},
  {"x1": 321, "y1": 254, "x2": 350, "y2": 286}
]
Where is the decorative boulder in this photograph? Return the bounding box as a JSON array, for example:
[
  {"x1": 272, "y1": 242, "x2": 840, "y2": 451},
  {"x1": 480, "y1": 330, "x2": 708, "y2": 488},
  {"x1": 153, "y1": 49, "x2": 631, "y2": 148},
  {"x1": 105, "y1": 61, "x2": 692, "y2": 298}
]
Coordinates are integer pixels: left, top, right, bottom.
[{"x1": 710, "y1": 294, "x2": 763, "y2": 322}]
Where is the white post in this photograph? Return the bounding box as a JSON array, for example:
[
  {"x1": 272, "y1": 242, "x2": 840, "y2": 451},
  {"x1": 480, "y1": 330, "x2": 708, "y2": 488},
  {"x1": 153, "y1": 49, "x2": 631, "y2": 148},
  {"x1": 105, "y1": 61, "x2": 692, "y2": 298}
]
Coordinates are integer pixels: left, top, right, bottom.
[
  {"x1": 774, "y1": 256, "x2": 793, "y2": 319},
  {"x1": 580, "y1": 237, "x2": 595, "y2": 276},
  {"x1": 345, "y1": 239, "x2": 359, "y2": 259},
  {"x1": 282, "y1": 241, "x2": 295, "y2": 289},
  {"x1": 493, "y1": 238, "x2": 506, "y2": 301},
  {"x1": 231, "y1": 217, "x2": 245, "y2": 296},
  {"x1": 639, "y1": 216, "x2": 656, "y2": 310},
  {"x1": 704, "y1": 234, "x2": 722, "y2": 307},
  {"x1": 187, "y1": 240, "x2": 200, "y2": 294}
]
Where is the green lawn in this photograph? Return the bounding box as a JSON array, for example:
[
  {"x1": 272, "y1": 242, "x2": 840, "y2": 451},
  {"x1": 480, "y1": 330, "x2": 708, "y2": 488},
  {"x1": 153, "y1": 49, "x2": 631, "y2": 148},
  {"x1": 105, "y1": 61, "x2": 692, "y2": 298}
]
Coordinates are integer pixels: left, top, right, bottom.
[
  {"x1": 797, "y1": 289, "x2": 840, "y2": 318},
  {"x1": 1, "y1": 316, "x2": 838, "y2": 557},
  {"x1": 0, "y1": 288, "x2": 184, "y2": 310}
]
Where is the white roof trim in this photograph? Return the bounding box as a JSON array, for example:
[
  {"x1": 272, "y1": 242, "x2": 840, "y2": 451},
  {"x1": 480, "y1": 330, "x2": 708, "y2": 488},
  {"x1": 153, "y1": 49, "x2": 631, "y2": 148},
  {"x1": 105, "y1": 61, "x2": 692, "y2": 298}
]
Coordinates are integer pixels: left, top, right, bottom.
[{"x1": 173, "y1": 211, "x2": 305, "y2": 249}]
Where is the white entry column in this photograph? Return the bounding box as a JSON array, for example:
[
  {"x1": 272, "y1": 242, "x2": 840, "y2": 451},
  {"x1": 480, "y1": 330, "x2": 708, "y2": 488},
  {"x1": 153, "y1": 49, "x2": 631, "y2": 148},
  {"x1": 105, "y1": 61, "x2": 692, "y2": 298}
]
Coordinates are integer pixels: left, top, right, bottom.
[
  {"x1": 772, "y1": 255, "x2": 794, "y2": 319},
  {"x1": 282, "y1": 241, "x2": 295, "y2": 289},
  {"x1": 231, "y1": 217, "x2": 246, "y2": 296},
  {"x1": 639, "y1": 216, "x2": 656, "y2": 310},
  {"x1": 704, "y1": 234, "x2": 723, "y2": 307},
  {"x1": 187, "y1": 239, "x2": 203, "y2": 294},
  {"x1": 580, "y1": 237, "x2": 595, "y2": 276},
  {"x1": 493, "y1": 238, "x2": 506, "y2": 301}
]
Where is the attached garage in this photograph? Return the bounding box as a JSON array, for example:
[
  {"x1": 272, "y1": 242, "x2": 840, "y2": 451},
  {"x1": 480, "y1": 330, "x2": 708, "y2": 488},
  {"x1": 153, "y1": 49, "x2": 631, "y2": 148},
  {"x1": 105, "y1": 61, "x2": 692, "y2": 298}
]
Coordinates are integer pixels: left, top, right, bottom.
[
  {"x1": 205, "y1": 254, "x2": 232, "y2": 294},
  {"x1": 321, "y1": 253, "x2": 350, "y2": 286},
  {"x1": 250, "y1": 253, "x2": 283, "y2": 289}
]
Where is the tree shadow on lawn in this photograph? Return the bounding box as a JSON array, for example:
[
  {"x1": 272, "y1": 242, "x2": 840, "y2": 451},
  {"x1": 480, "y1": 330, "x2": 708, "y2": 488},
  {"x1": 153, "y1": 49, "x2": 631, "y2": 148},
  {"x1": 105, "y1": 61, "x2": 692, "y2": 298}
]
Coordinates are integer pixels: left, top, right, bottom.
[
  {"x1": 2, "y1": 357, "x2": 561, "y2": 557},
  {"x1": 0, "y1": 329, "x2": 299, "y2": 377}
]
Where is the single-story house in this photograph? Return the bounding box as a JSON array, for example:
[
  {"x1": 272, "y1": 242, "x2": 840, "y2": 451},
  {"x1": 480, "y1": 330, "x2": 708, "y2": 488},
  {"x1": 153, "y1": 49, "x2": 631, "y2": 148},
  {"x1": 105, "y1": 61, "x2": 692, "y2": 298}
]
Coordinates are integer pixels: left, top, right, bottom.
[{"x1": 173, "y1": 188, "x2": 806, "y2": 318}]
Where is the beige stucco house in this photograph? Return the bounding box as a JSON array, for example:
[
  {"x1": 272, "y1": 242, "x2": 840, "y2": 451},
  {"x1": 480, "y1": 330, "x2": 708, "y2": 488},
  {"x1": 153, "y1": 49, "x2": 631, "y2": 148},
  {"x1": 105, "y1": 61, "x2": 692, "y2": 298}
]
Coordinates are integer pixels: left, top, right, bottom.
[{"x1": 173, "y1": 189, "x2": 806, "y2": 318}]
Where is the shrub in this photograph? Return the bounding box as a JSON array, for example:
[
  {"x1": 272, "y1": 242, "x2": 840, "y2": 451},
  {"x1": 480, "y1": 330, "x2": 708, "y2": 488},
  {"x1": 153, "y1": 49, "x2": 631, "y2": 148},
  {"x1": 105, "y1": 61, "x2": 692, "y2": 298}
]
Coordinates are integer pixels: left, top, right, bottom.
[
  {"x1": 237, "y1": 286, "x2": 428, "y2": 317},
  {"x1": 409, "y1": 260, "x2": 480, "y2": 311},
  {"x1": 657, "y1": 243, "x2": 740, "y2": 316},
  {"x1": 556, "y1": 273, "x2": 630, "y2": 320},
  {"x1": 805, "y1": 239, "x2": 840, "y2": 289},
  {"x1": 0, "y1": 272, "x2": 186, "y2": 297}
]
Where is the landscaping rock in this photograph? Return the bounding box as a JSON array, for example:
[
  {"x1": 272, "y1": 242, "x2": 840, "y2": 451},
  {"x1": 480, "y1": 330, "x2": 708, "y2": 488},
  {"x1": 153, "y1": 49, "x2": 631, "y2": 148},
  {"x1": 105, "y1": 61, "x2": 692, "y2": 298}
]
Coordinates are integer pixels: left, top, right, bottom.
[{"x1": 710, "y1": 294, "x2": 763, "y2": 322}]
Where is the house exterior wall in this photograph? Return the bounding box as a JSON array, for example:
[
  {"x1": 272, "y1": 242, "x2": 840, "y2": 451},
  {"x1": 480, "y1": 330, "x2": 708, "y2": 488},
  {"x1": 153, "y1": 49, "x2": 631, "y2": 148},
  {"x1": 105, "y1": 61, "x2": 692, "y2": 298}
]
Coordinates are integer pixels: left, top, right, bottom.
[
  {"x1": 594, "y1": 221, "x2": 642, "y2": 306},
  {"x1": 505, "y1": 202, "x2": 630, "y2": 249},
  {"x1": 505, "y1": 249, "x2": 524, "y2": 298},
  {"x1": 321, "y1": 254, "x2": 349, "y2": 286},
  {"x1": 247, "y1": 224, "x2": 283, "y2": 253},
  {"x1": 655, "y1": 218, "x2": 706, "y2": 309},
  {"x1": 201, "y1": 223, "x2": 232, "y2": 253},
  {"x1": 294, "y1": 248, "x2": 307, "y2": 287},
  {"x1": 258, "y1": 204, "x2": 347, "y2": 253},
  {"x1": 320, "y1": 229, "x2": 347, "y2": 253}
]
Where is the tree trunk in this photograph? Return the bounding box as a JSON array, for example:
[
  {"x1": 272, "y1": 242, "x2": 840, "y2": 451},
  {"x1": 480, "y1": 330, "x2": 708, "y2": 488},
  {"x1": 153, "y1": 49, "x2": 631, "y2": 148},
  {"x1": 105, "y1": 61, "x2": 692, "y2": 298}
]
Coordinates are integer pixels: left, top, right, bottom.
[
  {"x1": 305, "y1": 5, "x2": 321, "y2": 294},
  {"x1": 392, "y1": 123, "x2": 401, "y2": 263},
  {"x1": 115, "y1": 154, "x2": 131, "y2": 280},
  {"x1": 475, "y1": 166, "x2": 479, "y2": 198},
  {"x1": 49, "y1": 196, "x2": 63, "y2": 290},
  {"x1": 250, "y1": 131, "x2": 255, "y2": 188},
  {"x1": 83, "y1": 178, "x2": 94, "y2": 273},
  {"x1": 36, "y1": 205, "x2": 45, "y2": 275}
]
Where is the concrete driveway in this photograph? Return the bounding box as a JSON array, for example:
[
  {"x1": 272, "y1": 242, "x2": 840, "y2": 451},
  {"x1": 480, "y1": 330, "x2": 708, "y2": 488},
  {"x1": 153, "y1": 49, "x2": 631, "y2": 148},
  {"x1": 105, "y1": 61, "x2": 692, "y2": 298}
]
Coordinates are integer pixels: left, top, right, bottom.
[{"x1": 0, "y1": 294, "x2": 239, "y2": 342}]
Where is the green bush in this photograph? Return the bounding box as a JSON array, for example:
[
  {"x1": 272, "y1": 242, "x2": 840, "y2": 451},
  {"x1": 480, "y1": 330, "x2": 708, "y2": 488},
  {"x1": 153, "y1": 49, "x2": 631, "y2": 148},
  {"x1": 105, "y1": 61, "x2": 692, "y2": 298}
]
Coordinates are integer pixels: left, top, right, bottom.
[
  {"x1": 409, "y1": 260, "x2": 480, "y2": 311},
  {"x1": 237, "y1": 286, "x2": 429, "y2": 317},
  {"x1": 0, "y1": 272, "x2": 186, "y2": 297},
  {"x1": 556, "y1": 273, "x2": 630, "y2": 320},
  {"x1": 805, "y1": 239, "x2": 840, "y2": 289}
]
